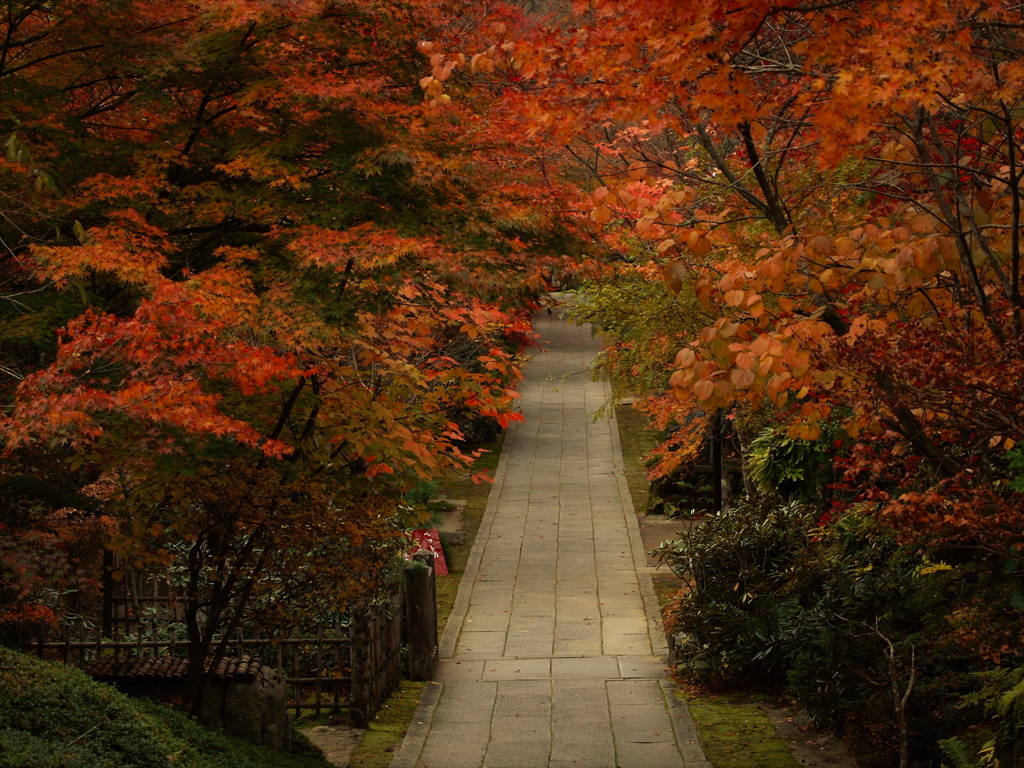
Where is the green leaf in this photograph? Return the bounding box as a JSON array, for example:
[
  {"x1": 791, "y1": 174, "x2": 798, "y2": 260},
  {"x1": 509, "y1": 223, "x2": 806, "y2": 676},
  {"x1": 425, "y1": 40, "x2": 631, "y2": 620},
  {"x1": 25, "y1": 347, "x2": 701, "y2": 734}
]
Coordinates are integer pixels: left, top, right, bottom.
[{"x1": 1011, "y1": 591, "x2": 1024, "y2": 612}]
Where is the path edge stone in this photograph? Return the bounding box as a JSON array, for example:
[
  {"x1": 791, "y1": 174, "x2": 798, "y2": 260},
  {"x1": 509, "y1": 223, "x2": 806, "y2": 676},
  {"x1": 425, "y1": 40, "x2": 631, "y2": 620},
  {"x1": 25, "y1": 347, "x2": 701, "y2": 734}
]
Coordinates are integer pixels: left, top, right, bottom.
[
  {"x1": 388, "y1": 680, "x2": 443, "y2": 768},
  {"x1": 437, "y1": 415, "x2": 519, "y2": 660},
  {"x1": 604, "y1": 388, "x2": 669, "y2": 657},
  {"x1": 662, "y1": 679, "x2": 712, "y2": 768}
]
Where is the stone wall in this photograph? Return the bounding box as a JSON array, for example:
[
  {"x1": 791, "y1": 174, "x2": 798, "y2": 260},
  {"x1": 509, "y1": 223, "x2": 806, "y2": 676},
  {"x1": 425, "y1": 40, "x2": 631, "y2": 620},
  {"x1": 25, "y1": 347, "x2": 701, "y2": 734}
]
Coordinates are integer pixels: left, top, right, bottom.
[{"x1": 199, "y1": 666, "x2": 292, "y2": 751}]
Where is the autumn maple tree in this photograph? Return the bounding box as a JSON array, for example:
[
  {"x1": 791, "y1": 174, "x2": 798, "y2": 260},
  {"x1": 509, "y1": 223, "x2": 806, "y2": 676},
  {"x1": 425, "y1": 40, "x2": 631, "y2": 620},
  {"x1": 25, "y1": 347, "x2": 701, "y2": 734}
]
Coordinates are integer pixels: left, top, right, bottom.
[
  {"x1": 0, "y1": 0, "x2": 590, "y2": 708},
  {"x1": 417, "y1": 0, "x2": 1024, "y2": 552},
  {"x1": 9, "y1": 0, "x2": 1024, "y2": 731},
  {"x1": 408, "y1": 2, "x2": 1024, "y2": 760}
]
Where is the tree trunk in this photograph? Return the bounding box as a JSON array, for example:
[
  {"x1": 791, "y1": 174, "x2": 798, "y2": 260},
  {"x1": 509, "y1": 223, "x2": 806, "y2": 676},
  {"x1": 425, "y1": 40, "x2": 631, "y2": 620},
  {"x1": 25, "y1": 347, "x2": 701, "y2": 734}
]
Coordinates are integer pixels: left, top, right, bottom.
[
  {"x1": 184, "y1": 602, "x2": 212, "y2": 717},
  {"x1": 734, "y1": 422, "x2": 756, "y2": 497},
  {"x1": 710, "y1": 411, "x2": 723, "y2": 513}
]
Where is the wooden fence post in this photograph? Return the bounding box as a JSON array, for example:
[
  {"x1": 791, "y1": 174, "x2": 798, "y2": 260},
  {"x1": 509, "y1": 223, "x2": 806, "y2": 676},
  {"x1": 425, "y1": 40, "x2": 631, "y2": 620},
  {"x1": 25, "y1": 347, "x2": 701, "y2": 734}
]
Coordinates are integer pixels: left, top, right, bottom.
[
  {"x1": 406, "y1": 551, "x2": 438, "y2": 682},
  {"x1": 349, "y1": 603, "x2": 371, "y2": 728}
]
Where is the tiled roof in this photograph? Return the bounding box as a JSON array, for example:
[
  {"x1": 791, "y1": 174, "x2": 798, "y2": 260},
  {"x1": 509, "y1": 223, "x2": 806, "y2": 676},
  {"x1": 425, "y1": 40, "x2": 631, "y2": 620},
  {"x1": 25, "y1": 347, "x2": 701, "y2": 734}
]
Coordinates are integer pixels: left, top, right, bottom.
[{"x1": 83, "y1": 654, "x2": 263, "y2": 682}]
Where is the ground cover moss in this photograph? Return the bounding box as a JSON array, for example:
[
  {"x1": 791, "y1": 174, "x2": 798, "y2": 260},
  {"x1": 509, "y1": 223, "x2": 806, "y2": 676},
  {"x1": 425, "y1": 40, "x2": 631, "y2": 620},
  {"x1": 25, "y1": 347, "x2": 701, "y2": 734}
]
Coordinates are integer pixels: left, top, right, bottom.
[
  {"x1": 652, "y1": 574, "x2": 684, "y2": 608},
  {"x1": 687, "y1": 699, "x2": 802, "y2": 768},
  {"x1": 346, "y1": 681, "x2": 426, "y2": 768},
  {"x1": 434, "y1": 433, "x2": 504, "y2": 629},
  {"x1": 614, "y1": 403, "x2": 663, "y2": 514}
]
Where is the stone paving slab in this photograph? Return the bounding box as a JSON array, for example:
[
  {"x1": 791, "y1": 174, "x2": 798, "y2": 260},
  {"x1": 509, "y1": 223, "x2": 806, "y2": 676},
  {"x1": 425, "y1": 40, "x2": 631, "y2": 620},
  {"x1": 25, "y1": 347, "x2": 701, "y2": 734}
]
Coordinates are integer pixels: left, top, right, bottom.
[{"x1": 392, "y1": 308, "x2": 706, "y2": 768}]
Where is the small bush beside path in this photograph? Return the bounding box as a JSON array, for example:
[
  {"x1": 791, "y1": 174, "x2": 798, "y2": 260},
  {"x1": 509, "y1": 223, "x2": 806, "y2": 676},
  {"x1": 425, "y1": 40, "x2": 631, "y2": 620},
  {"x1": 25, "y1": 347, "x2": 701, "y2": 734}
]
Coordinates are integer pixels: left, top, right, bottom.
[
  {"x1": 0, "y1": 646, "x2": 331, "y2": 768},
  {"x1": 614, "y1": 402, "x2": 859, "y2": 768}
]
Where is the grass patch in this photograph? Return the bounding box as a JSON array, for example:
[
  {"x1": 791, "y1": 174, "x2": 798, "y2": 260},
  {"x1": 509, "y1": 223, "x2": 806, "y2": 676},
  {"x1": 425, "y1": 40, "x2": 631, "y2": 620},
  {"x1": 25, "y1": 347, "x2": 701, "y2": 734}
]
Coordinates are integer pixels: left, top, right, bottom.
[
  {"x1": 346, "y1": 680, "x2": 426, "y2": 768},
  {"x1": 652, "y1": 573, "x2": 684, "y2": 608},
  {"x1": 687, "y1": 697, "x2": 801, "y2": 768},
  {"x1": 614, "y1": 403, "x2": 663, "y2": 514}
]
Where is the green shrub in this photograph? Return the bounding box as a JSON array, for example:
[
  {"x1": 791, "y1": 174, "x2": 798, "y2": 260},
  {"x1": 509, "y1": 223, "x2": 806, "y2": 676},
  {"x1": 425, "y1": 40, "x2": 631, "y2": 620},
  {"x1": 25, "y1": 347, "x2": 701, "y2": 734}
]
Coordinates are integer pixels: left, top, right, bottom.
[
  {"x1": 903, "y1": 637, "x2": 986, "y2": 760},
  {"x1": 1007, "y1": 446, "x2": 1024, "y2": 492},
  {"x1": 967, "y1": 666, "x2": 1024, "y2": 767},
  {"x1": 649, "y1": 475, "x2": 716, "y2": 517},
  {"x1": 405, "y1": 480, "x2": 439, "y2": 507},
  {"x1": 656, "y1": 492, "x2": 1021, "y2": 767},
  {"x1": 937, "y1": 736, "x2": 996, "y2": 768},
  {"x1": 453, "y1": 412, "x2": 503, "y2": 446},
  {"x1": 779, "y1": 515, "x2": 918, "y2": 731},
  {"x1": 0, "y1": 648, "x2": 331, "y2": 768},
  {"x1": 0, "y1": 648, "x2": 174, "y2": 768},
  {"x1": 0, "y1": 728, "x2": 112, "y2": 768},
  {"x1": 656, "y1": 499, "x2": 913, "y2": 720},
  {"x1": 655, "y1": 498, "x2": 818, "y2": 687},
  {"x1": 747, "y1": 423, "x2": 839, "y2": 502},
  {"x1": 932, "y1": 667, "x2": 1024, "y2": 768}
]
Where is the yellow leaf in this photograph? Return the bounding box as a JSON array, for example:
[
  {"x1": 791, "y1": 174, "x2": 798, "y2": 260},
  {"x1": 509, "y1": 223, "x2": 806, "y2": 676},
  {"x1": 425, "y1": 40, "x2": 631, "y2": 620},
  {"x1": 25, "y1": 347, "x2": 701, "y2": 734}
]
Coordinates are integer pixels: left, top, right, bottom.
[
  {"x1": 628, "y1": 161, "x2": 647, "y2": 181},
  {"x1": 937, "y1": 237, "x2": 958, "y2": 269},
  {"x1": 911, "y1": 213, "x2": 937, "y2": 233},
  {"x1": 719, "y1": 321, "x2": 739, "y2": 338},
  {"x1": 730, "y1": 369, "x2": 755, "y2": 388},
  {"x1": 675, "y1": 348, "x2": 696, "y2": 368},
  {"x1": 808, "y1": 235, "x2": 834, "y2": 255},
  {"x1": 687, "y1": 231, "x2": 711, "y2": 256},
  {"x1": 663, "y1": 260, "x2": 688, "y2": 295},
  {"x1": 693, "y1": 379, "x2": 714, "y2": 400}
]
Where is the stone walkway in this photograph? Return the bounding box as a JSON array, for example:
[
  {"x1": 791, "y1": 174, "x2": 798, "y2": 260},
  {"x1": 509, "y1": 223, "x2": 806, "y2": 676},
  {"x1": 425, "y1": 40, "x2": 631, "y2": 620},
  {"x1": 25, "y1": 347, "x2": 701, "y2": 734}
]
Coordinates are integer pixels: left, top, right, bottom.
[{"x1": 392, "y1": 310, "x2": 708, "y2": 768}]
